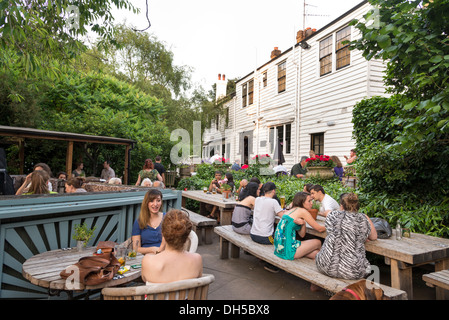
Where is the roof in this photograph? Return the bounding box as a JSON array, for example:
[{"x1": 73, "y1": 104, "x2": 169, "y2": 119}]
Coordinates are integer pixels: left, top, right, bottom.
[
  {"x1": 0, "y1": 125, "x2": 135, "y2": 146},
  {"x1": 235, "y1": 0, "x2": 368, "y2": 84}
]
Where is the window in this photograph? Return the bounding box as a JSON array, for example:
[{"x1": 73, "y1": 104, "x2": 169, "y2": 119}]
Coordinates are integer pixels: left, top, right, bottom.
[
  {"x1": 319, "y1": 36, "x2": 332, "y2": 76},
  {"x1": 336, "y1": 26, "x2": 351, "y2": 69},
  {"x1": 263, "y1": 71, "x2": 267, "y2": 87},
  {"x1": 242, "y1": 83, "x2": 247, "y2": 108},
  {"x1": 248, "y1": 79, "x2": 254, "y2": 105},
  {"x1": 285, "y1": 123, "x2": 291, "y2": 154},
  {"x1": 310, "y1": 133, "x2": 324, "y2": 156},
  {"x1": 277, "y1": 61, "x2": 286, "y2": 93},
  {"x1": 241, "y1": 79, "x2": 254, "y2": 107},
  {"x1": 269, "y1": 123, "x2": 291, "y2": 154}
]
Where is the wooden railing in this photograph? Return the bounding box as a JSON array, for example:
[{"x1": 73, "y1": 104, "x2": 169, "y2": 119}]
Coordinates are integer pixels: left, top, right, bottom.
[{"x1": 0, "y1": 189, "x2": 181, "y2": 299}]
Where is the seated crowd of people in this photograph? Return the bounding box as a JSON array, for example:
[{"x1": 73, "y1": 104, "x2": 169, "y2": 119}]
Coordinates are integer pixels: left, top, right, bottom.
[
  {"x1": 229, "y1": 176, "x2": 377, "y2": 287},
  {"x1": 129, "y1": 170, "x2": 377, "y2": 287},
  {"x1": 13, "y1": 156, "x2": 168, "y2": 196}
]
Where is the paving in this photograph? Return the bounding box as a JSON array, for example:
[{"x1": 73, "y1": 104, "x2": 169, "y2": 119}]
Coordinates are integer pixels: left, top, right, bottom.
[{"x1": 197, "y1": 232, "x2": 436, "y2": 300}]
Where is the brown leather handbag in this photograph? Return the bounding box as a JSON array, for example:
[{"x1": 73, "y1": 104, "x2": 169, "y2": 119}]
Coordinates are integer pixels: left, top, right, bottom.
[{"x1": 60, "y1": 252, "x2": 121, "y2": 286}]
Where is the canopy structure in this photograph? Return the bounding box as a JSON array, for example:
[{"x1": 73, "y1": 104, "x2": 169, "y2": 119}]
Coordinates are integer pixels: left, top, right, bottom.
[{"x1": 0, "y1": 126, "x2": 135, "y2": 184}]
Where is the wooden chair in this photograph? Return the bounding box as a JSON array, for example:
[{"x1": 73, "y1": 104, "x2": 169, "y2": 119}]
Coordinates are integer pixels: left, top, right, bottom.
[
  {"x1": 101, "y1": 273, "x2": 215, "y2": 300},
  {"x1": 343, "y1": 165, "x2": 357, "y2": 188}
]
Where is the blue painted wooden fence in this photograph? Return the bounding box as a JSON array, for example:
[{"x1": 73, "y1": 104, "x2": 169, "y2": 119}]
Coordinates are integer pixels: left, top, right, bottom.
[{"x1": 0, "y1": 189, "x2": 181, "y2": 299}]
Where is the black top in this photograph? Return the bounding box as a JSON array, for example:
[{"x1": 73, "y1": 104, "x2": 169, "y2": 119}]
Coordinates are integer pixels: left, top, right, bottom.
[{"x1": 154, "y1": 162, "x2": 166, "y2": 175}]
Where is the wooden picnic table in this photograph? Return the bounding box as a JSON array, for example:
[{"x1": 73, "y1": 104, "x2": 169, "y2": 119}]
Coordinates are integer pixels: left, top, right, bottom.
[
  {"x1": 305, "y1": 216, "x2": 449, "y2": 300},
  {"x1": 22, "y1": 247, "x2": 144, "y2": 299},
  {"x1": 182, "y1": 190, "x2": 237, "y2": 225}
]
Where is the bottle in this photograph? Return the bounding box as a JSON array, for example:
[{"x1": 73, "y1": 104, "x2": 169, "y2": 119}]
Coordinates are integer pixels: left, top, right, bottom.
[{"x1": 396, "y1": 221, "x2": 402, "y2": 240}]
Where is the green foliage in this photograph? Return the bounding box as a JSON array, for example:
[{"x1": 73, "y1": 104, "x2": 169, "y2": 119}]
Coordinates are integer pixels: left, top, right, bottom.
[
  {"x1": 0, "y1": 0, "x2": 138, "y2": 80},
  {"x1": 358, "y1": 192, "x2": 449, "y2": 238},
  {"x1": 37, "y1": 70, "x2": 173, "y2": 177},
  {"x1": 73, "y1": 223, "x2": 96, "y2": 243},
  {"x1": 350, "y1": 0, "x2": 449, "y2": 157}
]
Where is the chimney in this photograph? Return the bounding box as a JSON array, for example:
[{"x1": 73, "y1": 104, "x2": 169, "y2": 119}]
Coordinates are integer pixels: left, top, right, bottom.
[
  {"x1": 216, "y1": 73, "x2": 227, "y2": 101},
  {"x1": 271, "y1": 47, "x2": 282, "y2": 59},
  {"x1": 296, "y1": 27, "x2": 317, "y2": 44}
]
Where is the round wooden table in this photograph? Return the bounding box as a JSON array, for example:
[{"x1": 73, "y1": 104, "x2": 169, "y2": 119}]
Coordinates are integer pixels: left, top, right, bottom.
[{"x1": 22, "y1": 247, "x2": 144, "y2": 299}]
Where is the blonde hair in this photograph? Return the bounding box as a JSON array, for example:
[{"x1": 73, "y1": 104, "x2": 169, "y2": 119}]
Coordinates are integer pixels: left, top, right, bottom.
[
  {"x1": 162, "y1": 209, "x2": 192, "y2": 251},
  {"x1": 138, "y1": 189, "x2": 163, "y2": 229}
]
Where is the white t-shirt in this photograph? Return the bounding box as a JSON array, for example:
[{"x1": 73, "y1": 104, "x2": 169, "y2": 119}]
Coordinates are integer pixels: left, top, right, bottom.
[
  {"x1": 319, "y1": 194, "x2": 340, "y2": 213},
  {"x1": 250, "y1": 196, "x2": 283, "y2": 237}
]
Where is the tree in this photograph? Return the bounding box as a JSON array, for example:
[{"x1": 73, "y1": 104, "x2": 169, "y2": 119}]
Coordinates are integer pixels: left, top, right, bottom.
[
  {"x1": 350, "y1": 0, "x2": 449, "y2": 193},
  {"x1": 0, "y1": 0, "x2": 138, "y2": 81},
  {"x1": 38, "y1": 71, "x2": 173, "y2": 177},
  {"x1": 350, "y1": 0, "x2": 449, "y2": 150}
]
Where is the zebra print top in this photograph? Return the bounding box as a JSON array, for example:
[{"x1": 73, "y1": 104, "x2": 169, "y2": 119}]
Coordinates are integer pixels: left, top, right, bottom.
[{"x1": 315, "y1": 210, "x2": 371, "y2": 280}]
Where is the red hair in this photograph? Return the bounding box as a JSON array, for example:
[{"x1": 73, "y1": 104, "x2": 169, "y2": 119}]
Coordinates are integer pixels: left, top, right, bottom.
[{"x1": 143, "y1": 159, "x2": 154, "y2": 170}]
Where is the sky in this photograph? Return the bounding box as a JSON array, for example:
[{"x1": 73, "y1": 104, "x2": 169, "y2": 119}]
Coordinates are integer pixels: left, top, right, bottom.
[{"x1": 111, "y1": 0, "x2": 364, "y2": 92}]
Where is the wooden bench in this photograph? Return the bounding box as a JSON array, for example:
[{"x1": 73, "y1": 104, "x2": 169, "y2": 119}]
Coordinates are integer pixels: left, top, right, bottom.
[
  {"x1": 214, "y1": 225, "x2": 407, "y2": 300},
  {"x1": 182, "y1": 208, "x2": 217, "y2": 245},
  {"x1": 423, "y1": 269, "x2": 449, "y2": 300}
]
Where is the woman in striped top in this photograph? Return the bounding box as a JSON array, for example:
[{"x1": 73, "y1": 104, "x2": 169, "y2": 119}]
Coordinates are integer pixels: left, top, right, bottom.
[{"x1": 315, "y1": 193, "x2": 377, "y2": 280}]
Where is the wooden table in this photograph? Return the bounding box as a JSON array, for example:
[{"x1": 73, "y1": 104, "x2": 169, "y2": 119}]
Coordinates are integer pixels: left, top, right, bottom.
[
  {"x1": 182, "y1": 190, "x2": 237, "y2": 225},
  {"x1": 22, "y1": 247, "x2": 144, "y2": 299},
  {"x1": 305, "y1": 216, "x2": 449, "y2": 300}
]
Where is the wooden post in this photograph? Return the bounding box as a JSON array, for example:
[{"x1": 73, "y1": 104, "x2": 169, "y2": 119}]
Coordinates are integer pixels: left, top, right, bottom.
[
  {"x1": 66, "y1": 141, "x2": 73, "y2": 178},
  {"x1": 390, "y1": 259, "x2": 413, "y2": 300},
  {"x1": 435, "y1": 258, "x2": 449, "y2": 300},
  {"x1": 18, "y1": 139, "x2": 24, "y2": 175},
  {"x1": 219, "y1": 237, "x2": 229, "y2": 259},
  {"x1": 124, "y1": 145, "x2": 130, "y2": 185}
]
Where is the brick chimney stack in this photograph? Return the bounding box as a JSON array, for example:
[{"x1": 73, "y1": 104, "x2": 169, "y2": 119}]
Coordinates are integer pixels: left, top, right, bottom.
[
  {"x1": 296, "y1": 27, "x2": 317, "y2": 43},
  {"x1": 271, "y1": 47, "x2": 282, "y2": 59}
]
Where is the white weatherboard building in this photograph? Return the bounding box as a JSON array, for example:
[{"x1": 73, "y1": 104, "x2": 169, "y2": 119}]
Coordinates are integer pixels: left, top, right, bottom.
[{"x1": 203, "y1": 1, "x2": 387, "y2": 171}]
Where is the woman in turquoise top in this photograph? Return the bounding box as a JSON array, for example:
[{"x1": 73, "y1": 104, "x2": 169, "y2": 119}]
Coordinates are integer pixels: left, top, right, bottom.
[{"x1": 274, "y1": 192, "x2": 325, "y2": 260}]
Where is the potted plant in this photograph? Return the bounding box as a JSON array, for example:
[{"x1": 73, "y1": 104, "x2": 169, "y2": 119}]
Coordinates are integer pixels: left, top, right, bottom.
[
  {"x1": 305, "y1": 155, "x2": 335, "y2": 179},
  {"x1": 220, "y1": 183, "x2": 232, "y2": 199},
  {"x1": 73, "y1": 223, "x2": 96, "y2": 251},
  {"x1": 308, "y1": 201, "x2": 320, "y2": 220}
]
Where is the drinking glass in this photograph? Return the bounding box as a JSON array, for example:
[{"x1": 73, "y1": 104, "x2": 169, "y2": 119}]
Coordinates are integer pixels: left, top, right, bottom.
[
  {"x1": 115, "y1": 246, "x2": 127, "y2": 266},
  {"x1": 280, "y1": 196, "x2": 286, "y2": 209},
  {"x1": 127, "y1": 240, "x2": 139, "y2": 259}
]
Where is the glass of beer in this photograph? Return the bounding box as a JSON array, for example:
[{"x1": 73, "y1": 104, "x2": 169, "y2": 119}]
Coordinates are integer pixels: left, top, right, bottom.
[
  {"x1": 203, "y1": 187, "x2": 207, "y2": 193},
  {"x1": 280, "y1": 195, "x2": 286, "y2": 209},
  {"x1": 212, "y1": 187, "x2": 216, "y2": 194}
]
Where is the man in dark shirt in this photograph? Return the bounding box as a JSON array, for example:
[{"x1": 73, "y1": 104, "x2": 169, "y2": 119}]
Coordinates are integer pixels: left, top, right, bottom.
[
  {"x1": 154, "y1": 156, "x2": 166, "y2": 184},
  {"x1": 290, "y1": 156, "x2": 308, "y2": 178}
]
